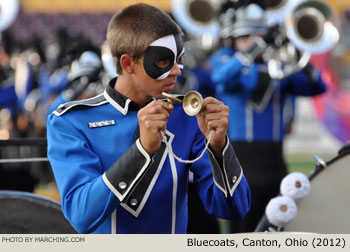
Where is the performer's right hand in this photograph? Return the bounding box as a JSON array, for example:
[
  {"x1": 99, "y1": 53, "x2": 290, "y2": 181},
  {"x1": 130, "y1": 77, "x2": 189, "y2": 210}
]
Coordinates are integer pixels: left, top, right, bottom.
[{"x1": 138, "y1": 100, "x2": 173, "y2": 155}]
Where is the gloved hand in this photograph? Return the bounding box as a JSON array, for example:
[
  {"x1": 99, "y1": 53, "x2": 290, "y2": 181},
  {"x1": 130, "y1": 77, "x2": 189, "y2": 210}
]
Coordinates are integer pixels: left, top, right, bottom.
[{"x1": 235, "y1": 36, "x2": 267, "y2": 66}]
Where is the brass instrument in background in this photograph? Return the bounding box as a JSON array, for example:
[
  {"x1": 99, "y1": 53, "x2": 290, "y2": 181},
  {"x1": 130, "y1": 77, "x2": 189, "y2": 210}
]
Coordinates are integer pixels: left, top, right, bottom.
[
  {"x1": 171, "y1": 0, "x2": 221, "y2": 38},
  {"x1": 171, "y1": 0, "x2": 222, "y2": 66},
  {"x1": 171, "y1": 0, "x2": 340, "y2": 80},
  {"x1": 0, "y1": 0, "x2": 20, "y2": 32},
  {"x1": 284, "y1": 0, "x2": 340, "y2": 54},
  {"x1": 263, "y1": 0, "x2": 340, "y2": 79}
]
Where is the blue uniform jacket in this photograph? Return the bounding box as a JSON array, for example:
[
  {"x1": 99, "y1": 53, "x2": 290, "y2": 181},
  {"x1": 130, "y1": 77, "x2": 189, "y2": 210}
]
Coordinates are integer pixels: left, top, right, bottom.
[
  {"x1": 47, "y1": 79, "x2": 251, "y2": 234},
  {"x1": 209, "y1": 47, "x2": 327, "y2": 142}
]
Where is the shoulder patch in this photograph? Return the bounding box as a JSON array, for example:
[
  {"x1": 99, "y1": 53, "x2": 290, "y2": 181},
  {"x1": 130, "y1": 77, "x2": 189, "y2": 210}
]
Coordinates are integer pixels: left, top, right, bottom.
[{"x1": 52, "y1": 93, "x2": 107, "y2": 116}]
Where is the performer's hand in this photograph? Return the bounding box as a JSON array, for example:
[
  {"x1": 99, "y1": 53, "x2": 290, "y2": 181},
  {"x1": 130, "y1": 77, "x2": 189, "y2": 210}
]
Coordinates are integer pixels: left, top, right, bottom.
[
  {"x1": 235, "y1": 35, "x2": 266, "y2": 65},
  {"x1": 196, "y1": 97, "x2": 229, "y2": 157},
  {"x1": 138, "y1": 100, "x2": 173, "y2": 155}
]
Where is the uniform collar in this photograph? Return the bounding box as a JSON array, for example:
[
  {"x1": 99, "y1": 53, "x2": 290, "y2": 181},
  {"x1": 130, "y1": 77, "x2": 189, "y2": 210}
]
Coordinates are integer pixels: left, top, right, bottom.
[{"x1": 104, "y1": 77, "x2": 141, "y2": 115}]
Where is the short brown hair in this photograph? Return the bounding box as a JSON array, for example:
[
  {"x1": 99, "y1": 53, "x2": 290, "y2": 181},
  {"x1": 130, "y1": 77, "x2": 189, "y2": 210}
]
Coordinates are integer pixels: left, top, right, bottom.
[{"x1": 107, "y1": 3, "x2": 182, "y2": 75}]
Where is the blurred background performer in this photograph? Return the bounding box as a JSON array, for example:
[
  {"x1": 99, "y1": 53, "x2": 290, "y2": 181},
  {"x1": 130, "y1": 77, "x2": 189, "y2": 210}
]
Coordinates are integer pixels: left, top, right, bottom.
[{"x1": 209, "y1": 1, "x2": 329, "y2": 233}]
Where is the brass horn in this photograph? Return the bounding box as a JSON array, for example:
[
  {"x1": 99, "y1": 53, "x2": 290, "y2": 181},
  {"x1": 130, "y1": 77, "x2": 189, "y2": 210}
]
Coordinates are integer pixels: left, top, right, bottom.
[
  {"x1": 285, "y1": 0, "x2": 340, "y2": 54},
  {"x1": 265, "y1": 0, "x2": 304, "y2": 25},
  {"x1": 0, "y1": 0, "x2": 20, "y2": 32},
  {"x1": 162, "y1": 91, "x2": 203, "y2": 116},
  {"x1": 264, "y1": 0, "x2": 339, "y2": 54},
  {"x1": 171, "y1": 0, "x2": 220, "y2": 37},
  {"x1": 263, "y1": 0, "x2": 339, "y2": 79}
]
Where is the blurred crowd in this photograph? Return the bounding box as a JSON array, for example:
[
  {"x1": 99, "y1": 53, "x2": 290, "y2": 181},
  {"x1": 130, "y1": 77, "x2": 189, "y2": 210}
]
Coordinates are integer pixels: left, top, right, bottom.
[{"x1": 0, "y1": 25, "x2": 110, "y2": 193}]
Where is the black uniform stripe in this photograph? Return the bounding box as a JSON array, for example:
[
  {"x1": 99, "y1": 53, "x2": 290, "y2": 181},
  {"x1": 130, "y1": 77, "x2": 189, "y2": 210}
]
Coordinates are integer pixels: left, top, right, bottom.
[{"x1": 53, "y1": 94, "x2": 107, "y2": 116}]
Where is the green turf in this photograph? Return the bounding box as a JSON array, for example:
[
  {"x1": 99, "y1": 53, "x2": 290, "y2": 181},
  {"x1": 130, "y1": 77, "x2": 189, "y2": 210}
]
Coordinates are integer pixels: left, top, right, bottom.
[
  {"x1": 285, "y1": 153, "x2": 336, "y2": 176},
  {"x1": 286, "y1": 159, "x2": 315, "y2": 175}
]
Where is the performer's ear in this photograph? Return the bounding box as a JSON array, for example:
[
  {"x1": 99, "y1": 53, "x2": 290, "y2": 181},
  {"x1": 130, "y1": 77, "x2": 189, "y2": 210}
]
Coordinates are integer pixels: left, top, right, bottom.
[{"x1": 120, "y1": 54, "x2": 135, "y2": 74}]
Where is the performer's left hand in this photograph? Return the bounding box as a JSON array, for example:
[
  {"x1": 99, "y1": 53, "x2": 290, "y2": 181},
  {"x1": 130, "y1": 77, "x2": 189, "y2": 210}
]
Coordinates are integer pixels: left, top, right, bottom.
[{"x1": 196, "y1": 97, "x2": 229, "y2": 157}]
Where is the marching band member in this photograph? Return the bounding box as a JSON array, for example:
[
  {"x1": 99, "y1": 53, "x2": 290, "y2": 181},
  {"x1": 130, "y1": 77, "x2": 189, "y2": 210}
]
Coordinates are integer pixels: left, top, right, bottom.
[
  {"x1": 209, "y1": 3, "x2": 327, "y2": 233},
  {"x1": 47, "y1": 3, "x2": 250, "y2": 234}
]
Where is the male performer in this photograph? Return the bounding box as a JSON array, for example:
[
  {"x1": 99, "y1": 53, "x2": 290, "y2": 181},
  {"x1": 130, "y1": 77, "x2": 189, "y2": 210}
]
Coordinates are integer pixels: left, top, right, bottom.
[{"x1": 47, "y1": 3, "x2": 250, "y2": 234}]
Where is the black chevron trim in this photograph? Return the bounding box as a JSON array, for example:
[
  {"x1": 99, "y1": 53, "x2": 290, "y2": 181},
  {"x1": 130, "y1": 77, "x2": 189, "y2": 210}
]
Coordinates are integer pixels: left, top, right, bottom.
[
  {"x1": 121, "y1": 133, "x2": 171, "y2": 217},
  {"x1": 52, "y1": 93, "x2": 107, "y2": 116}
]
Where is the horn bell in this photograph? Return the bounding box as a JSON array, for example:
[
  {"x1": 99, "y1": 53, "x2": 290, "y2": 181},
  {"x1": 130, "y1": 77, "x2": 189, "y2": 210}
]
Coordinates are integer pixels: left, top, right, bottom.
[
  {"x1": 162, "y1": 91, "x2": 203, "y2": 116},
  {"x1": 285, "y1": 0, "x2": 340, "y2": 54},
  {"x1": 171, "y1": 0, "x2": 220, "y2": 37},
  {"x1": 265, "y1": 0, "x2": 305, "y2": 25},
  {"x1": 183, "y1": 91, "x2": 203, "y2": 116},
  {"x1": 0, "y1": 0, "x2": 20, "y2": 32}
]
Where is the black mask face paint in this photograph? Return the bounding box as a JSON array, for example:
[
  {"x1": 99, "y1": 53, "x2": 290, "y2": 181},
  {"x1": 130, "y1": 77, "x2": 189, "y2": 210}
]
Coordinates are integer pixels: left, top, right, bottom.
[{"x1": 143, "y1": 34, "x2": 185, "y2": 80}]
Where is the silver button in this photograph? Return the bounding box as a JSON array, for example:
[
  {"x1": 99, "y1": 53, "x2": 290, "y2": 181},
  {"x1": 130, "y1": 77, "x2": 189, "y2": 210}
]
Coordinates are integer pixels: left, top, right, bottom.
[
  {"x1": 130, "y1": 199, "x2": 138, "y2": 206},
  {"x1": 232, "y1": 176, "x2": 237, "y2": 184},
  {"x1": 119, "y1": 182, "x2": 127, "y2": 189}
]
